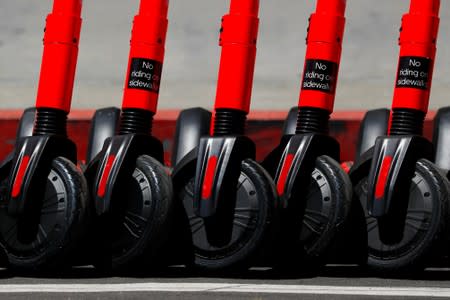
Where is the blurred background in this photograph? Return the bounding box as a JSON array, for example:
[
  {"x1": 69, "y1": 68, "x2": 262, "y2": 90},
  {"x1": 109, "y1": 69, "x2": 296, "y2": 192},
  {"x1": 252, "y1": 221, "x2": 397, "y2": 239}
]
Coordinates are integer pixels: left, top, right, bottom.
[{"x1": 0, "y1": 0, "x2": 449, "y2": 111}]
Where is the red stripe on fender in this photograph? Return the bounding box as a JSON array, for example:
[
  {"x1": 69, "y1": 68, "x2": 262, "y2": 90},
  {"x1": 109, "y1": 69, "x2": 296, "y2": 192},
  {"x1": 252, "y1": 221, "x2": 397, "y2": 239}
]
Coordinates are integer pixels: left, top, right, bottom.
[
  {"x1": 97, "y1": 155, "x2": 116, "y2": 198},
  {"x1": 277, "y1": 153, "x2": 295, "y2": 196},
  {"x1": 375, "y1": 156, "x2": 393, "y2": 199},
  {"x1": 201, "y1": 156, "x2": 218, "y2": 200},
  {"x1": 11, "y1": 155, "x2": 31, "y2": 197},
  {"x1": 341, "y1": 161, "x2": 353, "y2": 174}
]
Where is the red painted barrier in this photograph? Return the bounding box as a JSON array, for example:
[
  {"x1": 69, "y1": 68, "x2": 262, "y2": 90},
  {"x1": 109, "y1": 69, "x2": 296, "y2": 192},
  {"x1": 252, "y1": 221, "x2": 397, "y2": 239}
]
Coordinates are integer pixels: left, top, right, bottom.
[{"x1": 0, "y1": 110, "x2": 435, "y2": 166}]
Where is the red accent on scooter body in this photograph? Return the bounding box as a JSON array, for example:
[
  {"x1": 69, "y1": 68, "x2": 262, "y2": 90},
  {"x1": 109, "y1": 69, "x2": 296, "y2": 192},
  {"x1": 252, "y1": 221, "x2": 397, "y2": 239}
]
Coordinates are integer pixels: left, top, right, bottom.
[
  {"x1": 97, "y1": 154, "x2": 116, "y2": 198},
  {"x1": 298, "y1": 0, "x2": 346, "y2": 113},
  {"x1": 35, "y1": 0, "x2": 83, "y2": 113},
  {"x1": 122, "y1": 0, "x2": 169, "y2": 113},
  {"x1": 214, "y1": 0, "x2": 259, "y2": 113},
  {"x1": 11, "y1": 155, "x2": 31, "y2": 198},
  {"x1": 391, "y1": 0, "x2": 440, "y2": 114}
]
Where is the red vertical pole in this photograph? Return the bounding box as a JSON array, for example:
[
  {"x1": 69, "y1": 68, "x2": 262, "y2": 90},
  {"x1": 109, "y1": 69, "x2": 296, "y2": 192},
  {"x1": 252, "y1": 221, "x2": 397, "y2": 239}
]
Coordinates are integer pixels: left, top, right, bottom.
[
  {"x1": 391, "y1": 0, "x2": 440, "y2": 114},
  {"x1": 298, "y1": 0, "x2": 346, "y2": 113},
  {"x1": 121, "y1": 0, "x2": 169, "y2": 114},
  {"x1": 214, "y1": 0, "x2": 260, "y2": 114},
  {"x1": 35, "y1": 0, "x2": 83, "y2": 113}
]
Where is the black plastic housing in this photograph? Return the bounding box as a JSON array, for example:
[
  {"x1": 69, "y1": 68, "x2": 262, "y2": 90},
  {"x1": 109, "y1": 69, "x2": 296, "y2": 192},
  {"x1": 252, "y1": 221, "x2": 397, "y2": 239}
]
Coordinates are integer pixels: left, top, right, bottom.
[
  {"x1": 6, "y1": 135, "x2": 77, "y2": 216},
  {"x1": 282, "y1": 107, "x2": 298, "y2": 136},
  {"x1": 433, "y1": 107, "x2": 450, "y2": 172},
  {"x1": 262, "y1": 133, "x2": 340, "y2": 210},
  {"x1": 16, "y1": 107, "x2": 36, "y2": 139},
  {"x1": 192, "y1": 135, "x2": 255, "y2": 247},
  {"x1": 86, "y1": 133, "x2": 164, "y2": 215},
  {"x1": 172, "y1": 108, "x2": 212, "y2": 166},
  {"x1": 86, "y1": 107, "x2": 120, "y2": 164},
  {"x1": 356, "y1": 108, "x2": 390, "y2": 159},
  {"x1": 366, "y1": 135, "x2": 433, "y2": 243}
]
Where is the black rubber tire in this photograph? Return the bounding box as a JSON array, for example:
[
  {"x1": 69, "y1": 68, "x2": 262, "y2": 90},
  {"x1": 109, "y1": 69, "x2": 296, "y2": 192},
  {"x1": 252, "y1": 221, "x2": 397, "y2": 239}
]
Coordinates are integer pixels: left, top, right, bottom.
[
  {"x1": 0, "y1": 157, "x2": 89, "y2": 271},
  {"x1": 177, "y1": 158, "x2": 277, "y2": 271},
  {"x1": 93, "y1": 155, "x2": 173, "y2": 271},
  {"x1": 354, "y1": 159, "x2": 450, "y2": 273},
  {"x1": 276, "y1": 155, "x2": 352, "y2": 268}
]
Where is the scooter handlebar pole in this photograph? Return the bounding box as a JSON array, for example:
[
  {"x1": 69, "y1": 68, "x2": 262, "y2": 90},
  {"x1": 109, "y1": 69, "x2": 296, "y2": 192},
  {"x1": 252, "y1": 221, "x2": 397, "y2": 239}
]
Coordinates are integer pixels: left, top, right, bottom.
[
  {"x1": 35, "y1": 0, "x2": 83, "y2": 113},
  {"x1": 214, "y1": 0, "x2": 260, "y2": 114},
  {"x1": 391, "y1": 0, "x2": 440, "y2": 113},
  {"x1": 122, "y1": 0, "x2": 169, "y2": 113},
  {"x1": 298, "y1": 0, "x2": 346, "y2": 113}
]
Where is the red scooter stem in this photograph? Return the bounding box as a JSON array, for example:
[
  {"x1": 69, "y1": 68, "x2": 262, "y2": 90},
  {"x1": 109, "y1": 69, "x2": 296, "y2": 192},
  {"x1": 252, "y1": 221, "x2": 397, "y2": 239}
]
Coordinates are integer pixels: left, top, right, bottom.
[
  {"x1": 391, "y1": 0, "x2": 440, "y2": 113},
  {"x1": 122, "y1": 0, "x2": 169, "y2": 113},
  {"x1": 298, "y1": 0, "x2": 346, "y2": 113},
  {"x1": 35, "y1": 0, "x2": 82, "y2": 113},
  {"x1": 214, "y1": 0, "x2": 259, "y2": 113}
]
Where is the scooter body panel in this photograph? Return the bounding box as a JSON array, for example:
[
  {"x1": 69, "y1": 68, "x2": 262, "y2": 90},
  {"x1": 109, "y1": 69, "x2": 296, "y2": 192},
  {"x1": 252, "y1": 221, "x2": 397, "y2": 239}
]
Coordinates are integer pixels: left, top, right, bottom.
[
  {"x1": 191, "y1": 135, "x2": 255, "y2": 247},
  {"x1": 193, "y1": 135, "x2": 255, "y2": 218},
  {"x1": 272, "y1": 134, "x2": 340, "y2": 209},
  {"x1": 282, "y1": 107, "x2": 298, "y2": 136},
  {"x1": 433, "y1": 107, "x2": 450, "y2": 171},
  {"x1": 89, "y1": 133, "x2": 164, "y2": 215},
  {"x1": 16, "y1": 108, "x2": 37, "y2": 139},
  {"x1": 86, "y1": 107, "x2": 120, "y2": 164},
  {"x1": 6, "y1": 135, "x2": 77, "y2": 216},
  {"x1": 172, "y1": 107, "x2": 212, "y2": 166},
  {"x1": 356, "y1": 108, "x2": 390, "y2": 158},
  {"x1": 367, "y1": 135, "x2": 433, "y2": 219}
]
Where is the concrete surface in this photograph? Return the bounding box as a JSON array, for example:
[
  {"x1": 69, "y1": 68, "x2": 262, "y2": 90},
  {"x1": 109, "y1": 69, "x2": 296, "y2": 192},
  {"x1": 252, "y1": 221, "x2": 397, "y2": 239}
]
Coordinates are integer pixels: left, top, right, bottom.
[{"x1": 1, "y1": 0, "x2": 450, "y2": 111}]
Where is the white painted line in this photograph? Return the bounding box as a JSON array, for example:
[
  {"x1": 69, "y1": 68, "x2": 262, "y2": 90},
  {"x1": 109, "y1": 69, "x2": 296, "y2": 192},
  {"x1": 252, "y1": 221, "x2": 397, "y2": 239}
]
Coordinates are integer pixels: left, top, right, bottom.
[{"x1": 0, "y1": 283, "x2": 448, "y2": 297}]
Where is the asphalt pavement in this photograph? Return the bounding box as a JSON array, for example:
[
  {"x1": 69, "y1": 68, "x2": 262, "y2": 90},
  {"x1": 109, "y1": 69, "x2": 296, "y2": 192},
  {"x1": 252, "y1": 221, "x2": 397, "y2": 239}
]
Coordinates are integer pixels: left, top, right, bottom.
[{"x1": 0, "y1": 266, "x2": 449, "y2": 299}]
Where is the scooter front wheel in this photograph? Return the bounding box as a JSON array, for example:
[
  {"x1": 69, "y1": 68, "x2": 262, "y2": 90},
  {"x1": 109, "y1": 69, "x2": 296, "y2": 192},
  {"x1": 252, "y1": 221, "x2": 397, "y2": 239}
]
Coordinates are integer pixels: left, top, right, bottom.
[
  {"x1": 300, "y1": 156, "x2": 351, "y2": 261},
  {"x1": 0, "y1": 157, "x2": 89, "y2": 271},
  {"x1": 93, "y1": 155, "x2": 173, "y2": 271},
  {"x1": 354, "y1": 159, "x2": 450, "y2": 272},
  {"x1": 178, "y1": 158, "x2": 277, "y2": 271},
  {"x1": 275, "y1": 156, "x2": 352, "y2": 268}
]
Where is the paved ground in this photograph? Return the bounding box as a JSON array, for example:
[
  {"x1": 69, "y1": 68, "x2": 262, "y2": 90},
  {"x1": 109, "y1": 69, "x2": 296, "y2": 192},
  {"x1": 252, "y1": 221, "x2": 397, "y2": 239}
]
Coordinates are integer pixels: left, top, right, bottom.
[
  {"x1": 0, "y1": 266, "x2": 449, "y2": 299},
  {"x1": 1, "y1": 0, "x2": 450, "y2": 111}
]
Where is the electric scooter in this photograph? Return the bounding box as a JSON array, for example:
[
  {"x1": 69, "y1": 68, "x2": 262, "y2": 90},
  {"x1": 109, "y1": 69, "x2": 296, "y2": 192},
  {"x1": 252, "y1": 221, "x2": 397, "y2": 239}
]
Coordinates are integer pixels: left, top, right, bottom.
[
  {"x1": 350, "y1": 0, "x2": 450, "y2": 272},
  {"x1": 0, "y1": 0, "x2": 89, "y2": 271},
  {"x1": 261, "y1": 0, "x2": 355, "y2": 268},
  {"x1": 83, "y1": 0, "x2": 173, "y2": 270},
  {"x1": 171, "y1": 0, "x2": 278, "y2": 271}
]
